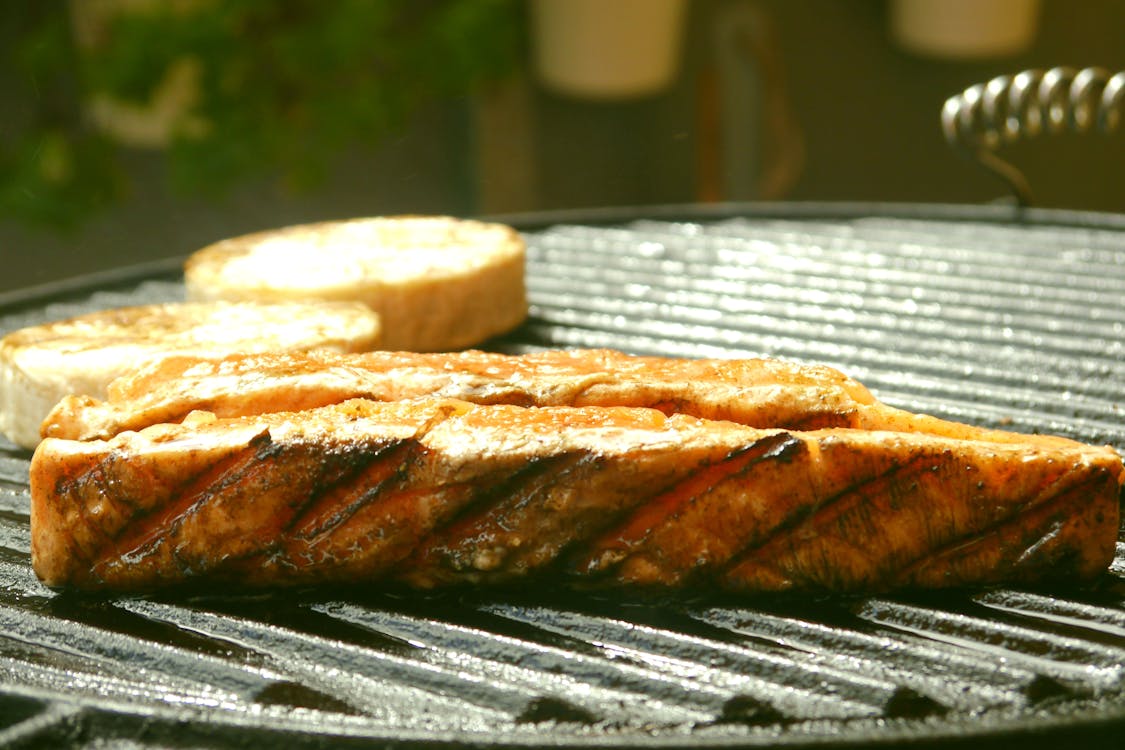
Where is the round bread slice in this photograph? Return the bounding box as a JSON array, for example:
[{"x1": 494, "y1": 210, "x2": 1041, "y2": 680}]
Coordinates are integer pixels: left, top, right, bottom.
[
  {"x1": 183, "y1": 215, "x2": 527, "y2": 352},
  {"x1": 0, "y1": 300, "x2": 380, "y2": 450}
]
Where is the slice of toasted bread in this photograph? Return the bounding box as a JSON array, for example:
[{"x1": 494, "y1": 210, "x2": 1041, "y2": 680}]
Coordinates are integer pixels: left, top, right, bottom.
[
  {"x1": 0, "y1": 300, "x2": 380, "y2": 450},
  {"x1": 183, "y1": 215, "x2": 527, "y2": 352}
]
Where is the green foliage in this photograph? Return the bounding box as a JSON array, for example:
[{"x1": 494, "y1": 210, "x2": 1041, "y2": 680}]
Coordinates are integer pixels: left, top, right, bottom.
[
  {"x1": 2, "y1": 5, "x2": 125, "y2": 227},
  {"x1": 1, "y1": 0, "x2": 525, "y2": 229}
]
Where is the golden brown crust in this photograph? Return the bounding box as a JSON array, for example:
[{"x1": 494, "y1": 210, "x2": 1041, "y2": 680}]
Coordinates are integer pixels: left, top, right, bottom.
[{"x1": 184, "y1": 215, "x2": 527, "y2": 352}]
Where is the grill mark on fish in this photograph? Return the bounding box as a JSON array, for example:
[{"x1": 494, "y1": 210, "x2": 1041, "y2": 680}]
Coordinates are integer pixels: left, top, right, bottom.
[
  {"x1": 206, "y1": 438, "x2": 414, "y2": 576},
  {"x1": 718, "y1": 449, "x2": 1113, "y2": 592},
  {"x1": 29, "y1": 398, "x2": 1123, "y2": 593},
  {"x1": 46, "y1": 451, "x2": 177, "y2": 584},
  {"x1": 573, "y1": 433, "x2": 804, "y2": 578},
  {"x1": 87, "y1": 436, "x2": 421, "y2": 585},
  {"x1": 285, "y1": 439, "x2": 419, "y2": 542},
  {"x1": 201, "y1": 440, "x2": 441, "y2": 581},
  {"x1": 891, "y1": 467, "x2": 1119, "y2": 588},
  {"x1": 89, "y1": 430, "x2": 276, "y2": 575},
  {"x1": 281, "y1": 481, "x2": 485, "y2": 580},
  {"x1": 779, "y1": 451, "x2": 937, "y2": 538},
  {"x1": 403, "y1": 453, "x2": 594, "y2": 578},
  {"x1": 407, "y1": 451, "x2": 607, "y2": 584},
  {"x1": 718, "y1": 451, "x2": 941, "y2": 589},
  {"x1": 46, "y1": 465, "x2": 115, "y2": 580}
]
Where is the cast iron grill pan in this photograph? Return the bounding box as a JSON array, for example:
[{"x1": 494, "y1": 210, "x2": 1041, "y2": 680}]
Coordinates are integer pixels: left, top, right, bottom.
[{"x1": 0, "y1": 204, "x2": 1122, "y2": 748}]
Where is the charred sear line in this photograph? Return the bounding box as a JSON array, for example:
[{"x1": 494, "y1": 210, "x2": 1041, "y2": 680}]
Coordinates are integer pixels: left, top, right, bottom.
[
  {"x1": 287, "y1": 438, "x2": 420, "y2": 542},
  {"x1": 54, "y1": 449, "x2": 161, "y2": 515},
  {"x1": 720, "y1": 451, "x2": 940, "y2": 577},
  {"x1": 410, "y1": 451, "x2": 594, "y2": 572},
  {"x1": 575, "y1": 432, "x2": 804, "y2": 578},
  {"x1": 463, "y1": 451, "x2": 604, "y2": 575},
  {"x1": 93, "y1": 429, "x2": 275, "y2": 569},
  {"x1": 51, "y1": 460, "x2": 121, "y2": 571},
  {"x1": 893, "y1": 468, "x2": 1111, "y2": 584}
]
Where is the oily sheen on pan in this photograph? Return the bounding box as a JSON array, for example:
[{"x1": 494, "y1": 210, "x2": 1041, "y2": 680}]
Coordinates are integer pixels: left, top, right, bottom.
[{"x1": 29, "y1": 351, "x2": 1124, "y2": 594}]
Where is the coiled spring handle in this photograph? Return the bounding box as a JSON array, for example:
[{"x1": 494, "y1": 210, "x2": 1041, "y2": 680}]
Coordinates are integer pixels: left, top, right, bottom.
[{"x1": 942, "y1": 67, "x2": 1124, "y2": 206}]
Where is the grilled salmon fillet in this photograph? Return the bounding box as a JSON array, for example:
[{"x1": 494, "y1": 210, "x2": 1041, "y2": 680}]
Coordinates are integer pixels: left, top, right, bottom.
[
  {"x1": 41, "y1": 349, "x2": 1075, "y2": 449},
  {"x1": 30, "y1": 398, "x2": 1122, "y2": 593}
]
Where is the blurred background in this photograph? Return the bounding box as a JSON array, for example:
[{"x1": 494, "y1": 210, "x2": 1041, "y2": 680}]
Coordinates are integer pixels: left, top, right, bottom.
[{"x1": 2, "y1": 0, "x2": 1123, "y2": 293}]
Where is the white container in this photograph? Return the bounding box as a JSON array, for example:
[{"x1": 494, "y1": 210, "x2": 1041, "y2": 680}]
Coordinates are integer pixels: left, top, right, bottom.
[
  {"x1": 532, "y1": 0, "x2": 687, "y2": 99},
  {"x1": 890, "y1": 0, "x2": 1042, "y2": 59}
]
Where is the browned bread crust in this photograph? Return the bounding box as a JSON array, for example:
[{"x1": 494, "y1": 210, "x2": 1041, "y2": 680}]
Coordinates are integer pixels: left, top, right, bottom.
[{"x1": 184, "y1": 215, "x2": 527, "y2": 352}]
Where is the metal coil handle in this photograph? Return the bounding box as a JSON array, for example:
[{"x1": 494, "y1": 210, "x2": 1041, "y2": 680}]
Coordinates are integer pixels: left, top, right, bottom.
[{"x1": 942, "y1": 66, "x2": 1125, "y2": 206}]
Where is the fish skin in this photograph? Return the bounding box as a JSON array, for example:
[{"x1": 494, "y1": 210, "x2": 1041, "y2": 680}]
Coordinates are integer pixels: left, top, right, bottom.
[{"x1": 30, "y1": 398, "x2": 1123, "y2": 593}]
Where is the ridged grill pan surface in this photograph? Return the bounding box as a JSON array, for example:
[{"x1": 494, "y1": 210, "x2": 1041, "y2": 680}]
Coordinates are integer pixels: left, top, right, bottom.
[{"x1": 0, "y1": 203, "x2": 1122, "y2": 748}]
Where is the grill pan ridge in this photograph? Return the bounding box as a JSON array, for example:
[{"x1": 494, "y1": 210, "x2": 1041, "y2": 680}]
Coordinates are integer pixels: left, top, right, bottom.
[{"x1": 0, "y1": 204, "x2": 1122, "y2": 748}]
